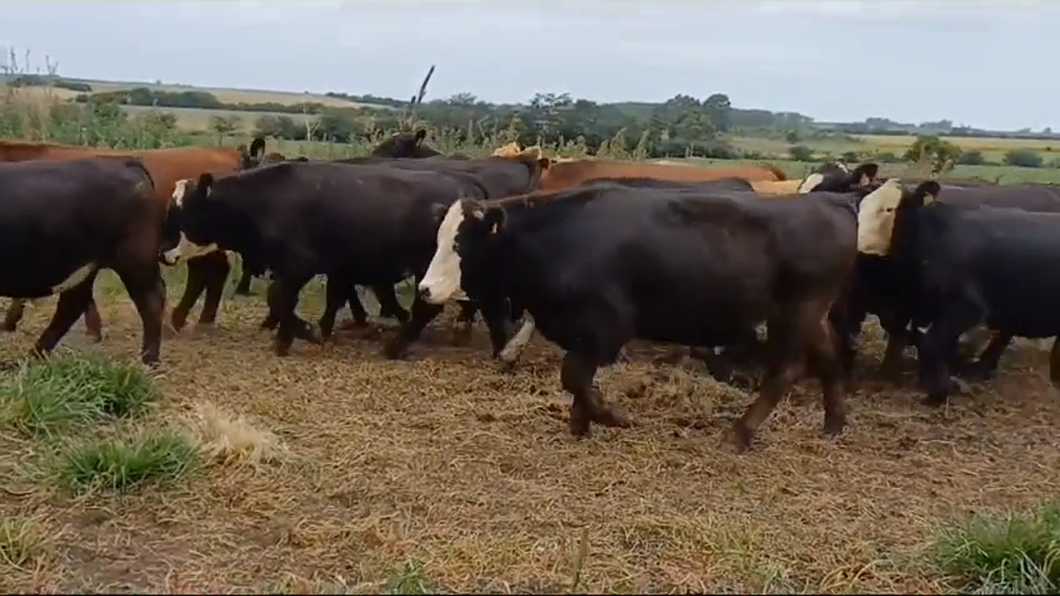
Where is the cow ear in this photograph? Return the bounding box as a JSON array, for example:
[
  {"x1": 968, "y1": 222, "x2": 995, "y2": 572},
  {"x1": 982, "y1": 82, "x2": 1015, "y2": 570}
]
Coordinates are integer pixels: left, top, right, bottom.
[
  {"x1": 250, "y1": 137, "x2": 266, "y2": 160},
  {"x1": 414, "y1": 128, "x2": 427, "y2": 144},
  {"x1": 854, "y1": 163, "x2": 879, "y2": 186},
  {"x1": 198, "y1": 173, "x2": 214, "y2": 197},
  {"x1": 483, "y1": 207, "x2": 506, "y2": 235},
  {"x1": 537, "y1": 157, "x2": 552, "y2": 171},
  {"x1": 914, "y1": 180, "x2": 941, "y2": 205}
]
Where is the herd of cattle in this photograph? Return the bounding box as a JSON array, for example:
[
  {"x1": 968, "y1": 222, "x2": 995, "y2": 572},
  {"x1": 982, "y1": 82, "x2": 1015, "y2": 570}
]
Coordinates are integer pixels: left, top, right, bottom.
[{"x1": 1, "y1": 129, "x2": 1058, "y2": 450}]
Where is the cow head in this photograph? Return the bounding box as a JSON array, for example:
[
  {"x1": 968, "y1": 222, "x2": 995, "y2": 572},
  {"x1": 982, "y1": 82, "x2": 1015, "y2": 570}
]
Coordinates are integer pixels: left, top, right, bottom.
[
  {"x1": 161, "y1": 174, "x2": 224, "y2": 264},
  {"x1": 419, "y1": 198, "x2": 505, "y2": 304},
  {"x1": 492, "y1": 144, "x2": 552, "y2": 190},
  {"x1": 856, "y1": 178, "x2": 941, "y2": 256},
  {"x1": 798, "y1": 162, "x2": 879, "y2": 194},
  {"x1": 238, "y1": 137, "x2": 267, "y2": 169},
  {"x1": 371, "y1": 129, "x2": 440, "y2": 159}
]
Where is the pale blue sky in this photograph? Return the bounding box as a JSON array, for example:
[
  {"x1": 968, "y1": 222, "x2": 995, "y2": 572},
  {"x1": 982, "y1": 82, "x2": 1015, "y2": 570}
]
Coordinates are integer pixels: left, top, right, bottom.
[{"x1": 3, "y1": 1, "x2": 1055, "y2": 131}]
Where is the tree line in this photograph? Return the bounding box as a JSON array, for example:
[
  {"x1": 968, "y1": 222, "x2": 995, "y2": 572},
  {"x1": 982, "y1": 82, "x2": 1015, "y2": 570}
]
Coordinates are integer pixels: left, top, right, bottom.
[{"x1": 5, "y1": 75, "x2": 1057, "y2": 167}]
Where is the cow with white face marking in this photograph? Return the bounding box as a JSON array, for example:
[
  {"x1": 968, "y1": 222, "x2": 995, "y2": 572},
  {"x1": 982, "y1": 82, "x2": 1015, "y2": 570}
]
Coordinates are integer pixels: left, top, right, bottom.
[
  {"x1": 482, "y1": 165, "x2": 880, "y2": 373},
  {"x1": 0, "y1": 157, "x2": 166, "y2": 365},
  {"x1": 418, "y1": 183, "x2": 878, "y2": 450},
  {"x1": 846, "y1": 179, "x2": 1060, "y2": 384},
  {"x1": 164, "y1": 160, "x2": 537, "y2": 357}
]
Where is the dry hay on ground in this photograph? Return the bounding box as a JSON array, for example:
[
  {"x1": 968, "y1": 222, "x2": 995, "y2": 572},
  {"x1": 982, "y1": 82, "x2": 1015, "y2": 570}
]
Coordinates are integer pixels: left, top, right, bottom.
[{"x1": 2, "y1": 277, "x2": 1060, "y2": 593}]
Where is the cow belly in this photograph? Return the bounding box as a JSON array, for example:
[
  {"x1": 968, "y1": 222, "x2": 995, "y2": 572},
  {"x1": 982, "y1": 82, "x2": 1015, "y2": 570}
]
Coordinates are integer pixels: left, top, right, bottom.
[{"x1": 0, "y1": 262, "x2": 98, "y2": 299}]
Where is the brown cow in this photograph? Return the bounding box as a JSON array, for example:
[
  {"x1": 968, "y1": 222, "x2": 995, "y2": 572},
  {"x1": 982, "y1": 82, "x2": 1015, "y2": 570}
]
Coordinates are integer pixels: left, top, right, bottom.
[
  {"x1": 535, "y1": 157, "x2": 787, "y2": 191},
  {"x1": 0, "y1": 137, "x2": 266, "y2": 339}
]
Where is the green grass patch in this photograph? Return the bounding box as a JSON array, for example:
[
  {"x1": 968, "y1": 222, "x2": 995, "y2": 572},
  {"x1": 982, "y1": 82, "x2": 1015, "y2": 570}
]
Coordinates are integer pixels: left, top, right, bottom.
[
  {"x1": 53, "y1": 430, "x2": 199, "y2": 494},
  {"x1": 386, "y1": 559, "x2": 430, "y2": 595},
  {"x1": 0, "y1": 352, "x2": 160, "y2": 438},
  {"x1": 930, "y1": 501, "x2": 1060, "y2": 594}
]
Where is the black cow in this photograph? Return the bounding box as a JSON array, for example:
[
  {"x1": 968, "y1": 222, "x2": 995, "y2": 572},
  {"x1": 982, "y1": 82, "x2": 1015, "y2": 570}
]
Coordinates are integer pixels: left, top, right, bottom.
[
  {"x1": 230, "y1": 130, "x2": 437, "y2": 300},
  {"x1": 415, "y1": 182, "x2": 898, "y2": 449},
  {"x1": 848, "y1": 181, "x2": 1060, "y2": 380},
  {"x1": 486, "y1": 167, "x2": 882, "y2": 376},
  {"x1": 165, "y1": 160, "x2": 535, "y2": 358},
  {"x1": 0, "y1": 157, "x2": 166, "y2": 364}
]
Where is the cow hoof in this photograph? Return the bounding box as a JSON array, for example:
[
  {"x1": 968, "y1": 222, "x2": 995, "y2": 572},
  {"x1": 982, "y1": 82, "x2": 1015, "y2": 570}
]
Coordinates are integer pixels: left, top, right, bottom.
[
  {"x1": 382, "y1": 339, "x2": 409, "y2": 360},
  {"x1": 822, "y1": 417, "x2": 846, "y2": 439},
  {"x1": 1, "y1": 324, "x2": 15, "y2": 333},
  {"x1": 594, "y1": 408, "x2": 632, "y2": 428},
  {"x1": 730, "y1": 423, "x2": 754, "y2": 453},
  {"x1": 450, "y1": 324, "x2": 474, "y2": 347},
  {"x1": 273, "y1": 341, "x2": 292, "y2": 357},
  {"x1": 921, "y1": 392, "x2": 948, "y2": 407},
  {"x1": 496, "y1": 358, "x2": 518, "y2": 373},
  {"x1": 193, "y1": 323, "x2": 219, "y2": 337},
  {"x1": 338, "y1": 319, "x2": 368, "y2": 331},
  {"x1": 87, "y1": 332, "x2": 104, "y2": 344}
]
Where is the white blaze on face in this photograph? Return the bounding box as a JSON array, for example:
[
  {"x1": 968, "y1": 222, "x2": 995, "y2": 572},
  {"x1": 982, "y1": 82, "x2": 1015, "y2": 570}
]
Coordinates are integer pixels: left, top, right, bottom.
[
  {"x1": 857, "y1": 178, "x2": 904, "y2": 256},
  {"x1": 172, "y1": 179, "x2": 190, "y2": 206},
  {"x1": 163, "y1": 178, "x2": 219, "y2": 263},
  {"x1": 51, "y1": 263, "x2": 97, "y2": 294},
  {"x1": 797, "y1": 173, "x2": 824, "y2": 194},
  {"x1": 419, "y1": 201, "x2": 469, "y2": 304}
]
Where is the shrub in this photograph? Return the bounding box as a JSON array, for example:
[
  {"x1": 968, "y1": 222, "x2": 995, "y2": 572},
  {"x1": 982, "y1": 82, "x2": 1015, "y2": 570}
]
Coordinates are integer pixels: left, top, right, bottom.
[
  {"x1": 53, "y1": 431, "x2": 199, "y2": 494},
  {"x1": 930, "y1": 501, "x2": 1060, "y2": 594},
  {"x1": 0, "y1": 353, "x2": 160, "y2": 438}
]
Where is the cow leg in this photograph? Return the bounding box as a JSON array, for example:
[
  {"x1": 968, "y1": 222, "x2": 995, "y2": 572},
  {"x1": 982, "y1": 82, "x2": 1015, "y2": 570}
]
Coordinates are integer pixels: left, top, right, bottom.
[
  {"x1": 381, "y1": 291, "x2": 444, "y2": 360},
  {"x1": 196, "y1": 251, "x2": 231, "y2": 327},
  {"x1": 962, "y1": 330, "x2": 1012, "y2": 380},
  {"x1": 373, "y1": 285, "x2": 409, "y2": 323},
  {"x1": 3, "y1": 299, "x2": 26, "y2": 332},
  {"x1": 561, "y1": 349, "x2": 631, "y2": 437},
  {"x1": 451, "y1": 301, "x2": 478, "y2": 347},
  {"x1": 732, "y1": 309, "x2": 806, "y2": 451},
  {"x1": 918, "y1": 295, "x2": 985, "y2": 406},
  {"x1": 1049, "y1": 338, "x2": 1060, "y2": 388},
  {"x1": 877, "y1": 309, "x2": 912, "y2": 378},
  {"x1": 271, "y1": 272, "x2": 319, "y2": 356},
  {"x1": 477, "y1": 297, "x2": 510, "y2": 358},
  {"x1": 499, "y1": 317, "x2": 537, "y2": 369},
  {"x1": 116, "y1": 266, "x2": 166, "y2": 367},
  {"x1": 318, "y1": 275, "x2": 349, "y2": 340},
  {"x1": 234, "y1": 268, "x2": 254, "y2": 296},
  {"x1": 82, "y1": 299, "x2": 103, "y2": 342},
  {"x1": 171, "y1": 259, "x2": 205, "y2": 333},
  {"x1": 334, "y1": 285, "x2": 372, "y2": 330},
  {"x1": 260, "y1": 280, "x2": 315, "y2": 341},
  {"x1": 32, "y1": 271, "x2": 99, "y2": 358}
]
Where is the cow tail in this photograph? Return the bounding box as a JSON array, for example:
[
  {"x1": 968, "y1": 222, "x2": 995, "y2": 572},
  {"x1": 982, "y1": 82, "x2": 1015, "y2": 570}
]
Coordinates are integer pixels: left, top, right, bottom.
[{"x1": 123, "y1": 158, "x2": 157, "y2": 198}]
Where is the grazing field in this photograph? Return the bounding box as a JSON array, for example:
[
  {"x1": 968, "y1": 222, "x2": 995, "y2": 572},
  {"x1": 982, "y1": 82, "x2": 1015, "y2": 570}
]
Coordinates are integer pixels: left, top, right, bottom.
[
  {"x1": 2, "y1": 263, "x2": 1060, "y2": 594},
  {"x1": 120, "y1": 104, "x2": 314, "y2": 134},
  {"x1": 731, "y1": 134, "x2": 1060, "y2": 167},
  {"x1": 75, "y1": 79, "x2": 393, "y2": 110}
]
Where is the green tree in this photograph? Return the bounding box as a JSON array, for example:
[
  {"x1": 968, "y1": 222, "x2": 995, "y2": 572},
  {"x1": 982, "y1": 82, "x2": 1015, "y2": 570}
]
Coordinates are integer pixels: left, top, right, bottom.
[
  {"x1": 903, "y1": 134, "x2": 962, "y2": 172},
  {"x1": 788, "y1": 145, "x2": 814, "y2": 161}
]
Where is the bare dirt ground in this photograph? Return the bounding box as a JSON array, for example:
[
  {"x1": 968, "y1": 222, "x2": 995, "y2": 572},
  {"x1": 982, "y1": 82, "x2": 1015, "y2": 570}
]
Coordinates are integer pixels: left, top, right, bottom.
[{"x1": 3, "y1": 273, "x2": 1060, "y2": 594}]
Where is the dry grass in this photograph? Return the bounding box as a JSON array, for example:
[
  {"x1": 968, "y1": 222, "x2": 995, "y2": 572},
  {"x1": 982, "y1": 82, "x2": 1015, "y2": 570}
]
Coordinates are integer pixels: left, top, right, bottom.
[{"x1": 0, "y1": 270, "x2": 1059, "y2": 593}]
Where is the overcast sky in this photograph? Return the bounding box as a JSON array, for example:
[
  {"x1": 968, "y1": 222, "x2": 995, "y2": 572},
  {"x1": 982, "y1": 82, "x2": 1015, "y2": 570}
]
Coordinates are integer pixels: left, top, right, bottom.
[{"x1": 3, "y1": 1, "x2": 1054, "y2": 131}]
